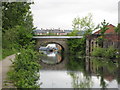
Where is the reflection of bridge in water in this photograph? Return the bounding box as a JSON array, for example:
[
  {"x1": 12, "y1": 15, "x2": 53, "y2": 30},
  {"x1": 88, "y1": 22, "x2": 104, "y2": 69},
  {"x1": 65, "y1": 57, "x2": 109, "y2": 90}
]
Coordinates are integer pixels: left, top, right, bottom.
[{"x1": 33, "y1": 36, "x2": 83, "y2": 53}]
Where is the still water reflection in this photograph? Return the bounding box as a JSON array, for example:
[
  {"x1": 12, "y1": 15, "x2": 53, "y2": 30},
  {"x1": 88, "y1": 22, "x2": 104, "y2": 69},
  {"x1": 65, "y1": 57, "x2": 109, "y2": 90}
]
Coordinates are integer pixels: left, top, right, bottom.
[
  {"x1": 39, "y1": 48, "x2": 120, "y2": 88},
  {"x1": 39, "y1": 43, "x2": 63, "y2": 65},
  {"x1": 40, "y1": 51, "x2": 63, "y2": 64}
]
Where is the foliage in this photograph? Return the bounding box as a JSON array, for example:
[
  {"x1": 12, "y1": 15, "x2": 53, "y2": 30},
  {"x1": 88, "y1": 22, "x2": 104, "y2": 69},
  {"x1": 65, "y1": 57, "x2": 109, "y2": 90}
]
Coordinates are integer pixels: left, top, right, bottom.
[
  {"x1": 67, "y1": 14, "x2": 96, "y2": 55},
  {"x1": 105, "y1": 46, "x2": 116, "y2": 58},
  {"x1": 2, "y1": 25, "x2": 33, "y2": 58},
  {"x1": 96, "y1": 36, "x2": 104, "y2": 47},
  {"x1": 96, "y1": 20, "x2": 109, "y2": 47},
  {"x1": 8, "y1": 44, "x2": 41, "y2": 88},
  {"x1": 67, "y1": 30, "x2": 79, "y2": 36},
  {"x1": 67, "y1": 38, "x2": 86, "y2": 55},
  {"x1": 2, "y1": 2, "x2": 34, "y2": 59},
  {"x1": 115, "y1": 23, "x2": 120, "y2": 34},
  {"x1": 2, "y1": 2, "x2": 33, "y2": 31},
  {"x1": 72, "y1": 13, "x2": 94, "y2": 31},
  {"x1": 2, "y1": 48, "x2": 16, "y2": 59},
  {"x1": 72, "y1": 13, "x2": 95, "y2": 36},
  {"x1": 67, "y1": 14, "x2": 95, "y2": 55},
  {"x1": 98, "y1": 20, "x2": 109, "y2": 36},
  {"x1": 2, "y1": 2, "x2": 41, "y2": 88},
  {"x1": 91, "y1": 46, "x2": 118, "y2": 59},
  {"x1": 91, "y1": 47, "x2": 105, "y2": 57}
]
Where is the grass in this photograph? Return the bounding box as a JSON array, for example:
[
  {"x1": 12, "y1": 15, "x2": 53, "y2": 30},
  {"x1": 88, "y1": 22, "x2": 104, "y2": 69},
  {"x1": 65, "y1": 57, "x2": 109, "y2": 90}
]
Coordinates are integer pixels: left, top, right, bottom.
[{"x1": 2, "y1": 48, "x2": 16, "y2": 60}]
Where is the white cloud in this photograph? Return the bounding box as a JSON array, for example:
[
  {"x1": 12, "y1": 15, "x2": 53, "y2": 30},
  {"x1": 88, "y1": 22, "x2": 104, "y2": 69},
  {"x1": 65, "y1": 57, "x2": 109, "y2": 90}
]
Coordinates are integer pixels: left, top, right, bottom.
[{"x1": 31, "y1": 0, "x2": 120, "y2": 29}]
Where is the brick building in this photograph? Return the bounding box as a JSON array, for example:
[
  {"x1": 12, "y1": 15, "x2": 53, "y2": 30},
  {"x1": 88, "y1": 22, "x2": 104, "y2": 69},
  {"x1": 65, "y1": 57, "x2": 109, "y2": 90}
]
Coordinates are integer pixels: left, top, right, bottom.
[
  {"x1": 94, "y1": 24, "x2": 116, "y2": 34},
  {"x1": 86, "y1": 24, "x2": 120, "y2": 56}
]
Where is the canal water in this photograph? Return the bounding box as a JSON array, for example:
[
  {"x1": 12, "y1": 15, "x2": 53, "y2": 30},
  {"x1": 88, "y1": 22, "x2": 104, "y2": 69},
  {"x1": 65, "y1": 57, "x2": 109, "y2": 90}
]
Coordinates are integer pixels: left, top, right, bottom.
[{"x1": 38, "y1": 44, "x2": 120, "y2": 88}]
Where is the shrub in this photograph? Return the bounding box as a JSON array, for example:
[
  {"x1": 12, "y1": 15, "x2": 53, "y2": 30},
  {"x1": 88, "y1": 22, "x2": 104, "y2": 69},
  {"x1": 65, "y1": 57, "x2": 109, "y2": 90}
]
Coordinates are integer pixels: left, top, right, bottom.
[
  {"x1": 67, "y1": 38, "x2": 86, "y2": 55},
  {"x1": 91, "y1": 46, "x2": 118, "y2": 59},
  {"x1": 8, "y1": 45, "x2": 41, "y2": 88},
  {"x1": 105, "y1": 46, "x2": 116, "y2": 58},
  {"x1": 91, "y1": 47, "x2": 106, "y2": 57}
]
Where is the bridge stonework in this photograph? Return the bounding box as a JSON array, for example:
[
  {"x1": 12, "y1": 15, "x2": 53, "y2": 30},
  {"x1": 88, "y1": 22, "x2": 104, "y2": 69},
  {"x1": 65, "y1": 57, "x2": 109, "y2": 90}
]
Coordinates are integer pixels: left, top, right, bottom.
[
  {"x1": 35, "y1": 38, "x2": 68, "y2": 53},
  {"x1": 33, "y1": 36, "x2": 83, "y2": 53}
]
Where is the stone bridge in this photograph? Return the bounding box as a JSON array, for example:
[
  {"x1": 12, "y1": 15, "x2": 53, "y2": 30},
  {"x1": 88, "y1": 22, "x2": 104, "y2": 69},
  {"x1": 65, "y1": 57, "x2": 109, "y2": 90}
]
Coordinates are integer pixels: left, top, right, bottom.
[{"x1": 33, "y1": 36, "x2": 83, "y2": 53}]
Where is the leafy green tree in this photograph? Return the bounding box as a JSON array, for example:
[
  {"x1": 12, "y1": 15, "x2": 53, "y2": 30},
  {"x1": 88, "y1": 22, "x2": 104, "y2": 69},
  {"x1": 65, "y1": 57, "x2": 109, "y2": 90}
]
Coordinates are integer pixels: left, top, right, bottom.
[
  {"x1": 67, "y1": 38, "x2": 86, "y2": 55},
  {"x1": 67, "y1": 14, "x2": 95, "y2": 55},
  {"x1": 2, "y1": 2, "x2": 34, "y2": 58},
  {"x1": 99, "y1": 20, "x2": 109, "y2": 36},
  {"x1": 2, "y1": 2, "x2": 33, "y2": 32},
  {"x1": 96, "y1": 20, "x2": 109, "y2": 47},
  {"x1": 71, "y1": 13, "x2": 95, "y2": 36}
]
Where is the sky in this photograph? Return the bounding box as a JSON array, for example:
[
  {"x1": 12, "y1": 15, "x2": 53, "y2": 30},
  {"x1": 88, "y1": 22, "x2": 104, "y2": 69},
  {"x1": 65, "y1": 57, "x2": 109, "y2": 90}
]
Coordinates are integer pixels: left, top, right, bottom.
[{"x1": 30, "y1": 0, "x2": 120, "y2": 30}]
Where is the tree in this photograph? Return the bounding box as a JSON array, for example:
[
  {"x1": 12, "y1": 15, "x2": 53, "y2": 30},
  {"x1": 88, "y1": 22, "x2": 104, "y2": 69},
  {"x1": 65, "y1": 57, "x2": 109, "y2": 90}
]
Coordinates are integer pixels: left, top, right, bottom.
[
  {"x1": 67, "y1": 14, "x2": 95, "y2": 55},
  {"x1": 72, "y1": 13, "x2": 95, "y2": 36},
  {"x1": 67, "y1": 38, "x2": 86, "y2": 55},
  {"x1": 2, "y1": 2, "x2": 34, "y2": 45},
  {"x1": 96, "y1": 20, "x2": 109, "y2": 47},
  {"x1": 99, "y1": 20, "x2": 109, "y2": 36},
  {"x1": 2, "y1": 2, "x2": 33, "y2": 32},
  {"x1": 2, "y1": 2, "x2": 34, "y2": 58}
]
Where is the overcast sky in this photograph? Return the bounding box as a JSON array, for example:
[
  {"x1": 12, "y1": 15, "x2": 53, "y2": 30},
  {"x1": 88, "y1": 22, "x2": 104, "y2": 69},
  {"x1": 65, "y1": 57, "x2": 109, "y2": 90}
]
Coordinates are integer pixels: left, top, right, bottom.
[{"x1": 31, "y1": 0, "x2": 120, "y2": 30}]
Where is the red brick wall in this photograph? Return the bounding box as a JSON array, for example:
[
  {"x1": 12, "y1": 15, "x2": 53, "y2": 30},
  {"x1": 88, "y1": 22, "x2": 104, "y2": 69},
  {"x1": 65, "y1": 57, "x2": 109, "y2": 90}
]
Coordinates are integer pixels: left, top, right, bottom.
[{"x1": 94, "y1": 24, "x2": 116, "y2": 34}]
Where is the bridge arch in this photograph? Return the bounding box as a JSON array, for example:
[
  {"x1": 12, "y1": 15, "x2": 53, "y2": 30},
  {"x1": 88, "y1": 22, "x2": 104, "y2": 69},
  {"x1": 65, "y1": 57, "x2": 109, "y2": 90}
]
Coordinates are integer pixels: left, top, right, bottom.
[
  {"x1": 40, "y1": 42, "x2": 65, "y2": 51},
  {"x1": 35, "y1": 38, "x2": 68, "y2": 53},
  {"x1": 33, "y1": 36, "x2": 83, "y2": 53}
]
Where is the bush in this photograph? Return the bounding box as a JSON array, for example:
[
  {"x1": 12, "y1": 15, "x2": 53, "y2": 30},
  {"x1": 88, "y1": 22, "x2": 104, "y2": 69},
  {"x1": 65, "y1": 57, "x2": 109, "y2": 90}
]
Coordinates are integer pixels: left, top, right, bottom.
[
  {"x1": 105, "y1": 46, "x2": 116, "y2": 58},
  {"x1": 8, "y1": 45, "x2": 41, "y2": 88},
  {"x1": 67, "y1": 38, "x2": 86, "y2": 55},
  {"x1": 91, "y1": 46, "x2": 118, "y2": 59},
  {"x1": 91, "y1": 47, "x2": 106, "y2": 57}
]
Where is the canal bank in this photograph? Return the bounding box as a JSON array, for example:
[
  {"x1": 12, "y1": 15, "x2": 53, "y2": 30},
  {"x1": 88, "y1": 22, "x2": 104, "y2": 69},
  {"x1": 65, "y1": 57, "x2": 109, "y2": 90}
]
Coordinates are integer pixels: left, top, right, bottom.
[{"x1": 0, "y1": 54, "x2": 15, "y2": 89}]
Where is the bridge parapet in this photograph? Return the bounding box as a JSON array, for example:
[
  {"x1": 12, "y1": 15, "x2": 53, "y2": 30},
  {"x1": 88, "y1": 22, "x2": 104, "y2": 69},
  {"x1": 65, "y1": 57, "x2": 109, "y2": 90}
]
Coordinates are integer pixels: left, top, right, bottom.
[{"x1": 33, "y1": 36, "x2": 83, "y2": 39}]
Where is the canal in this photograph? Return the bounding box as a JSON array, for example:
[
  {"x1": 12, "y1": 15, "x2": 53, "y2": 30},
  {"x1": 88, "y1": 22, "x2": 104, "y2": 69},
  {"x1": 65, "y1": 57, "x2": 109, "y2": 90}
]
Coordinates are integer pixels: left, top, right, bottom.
[{"x1": 38, "y1": 44, "x2": 120, "y2": 88}]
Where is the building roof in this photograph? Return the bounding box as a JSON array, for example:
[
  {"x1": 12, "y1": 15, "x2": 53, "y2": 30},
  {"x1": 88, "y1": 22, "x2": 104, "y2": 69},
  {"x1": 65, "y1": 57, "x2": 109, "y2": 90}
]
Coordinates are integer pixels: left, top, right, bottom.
[
  {"x1": 94, "y1": 24, "x2": 116, "y2": 34},
  {"x1": 33, "y1": 29, "x2": 72, "y2": 33}
]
